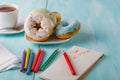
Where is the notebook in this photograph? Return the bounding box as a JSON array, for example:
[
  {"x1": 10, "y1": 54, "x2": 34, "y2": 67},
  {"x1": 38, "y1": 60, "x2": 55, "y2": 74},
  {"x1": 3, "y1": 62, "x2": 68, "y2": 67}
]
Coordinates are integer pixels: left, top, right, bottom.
[{"x1": 39, "y1": 46, "x2": 104, "y2": 80}]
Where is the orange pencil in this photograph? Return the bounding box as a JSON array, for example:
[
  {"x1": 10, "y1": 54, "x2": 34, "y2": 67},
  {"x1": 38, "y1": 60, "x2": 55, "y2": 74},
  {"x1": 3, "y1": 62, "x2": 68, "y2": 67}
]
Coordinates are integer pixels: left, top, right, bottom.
[{"x1": 31, "y1": 49, "x2": 41, "y2": 71}]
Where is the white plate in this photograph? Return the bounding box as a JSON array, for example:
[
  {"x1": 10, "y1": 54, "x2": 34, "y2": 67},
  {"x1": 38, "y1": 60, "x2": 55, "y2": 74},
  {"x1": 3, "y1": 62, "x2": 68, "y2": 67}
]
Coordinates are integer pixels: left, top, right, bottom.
[
  {"x1": 0, "y1": 17, "x2": 25, "y2": 34},
  {"x1": 25, "y1": 34, "x2": 70, "y2": 44}
]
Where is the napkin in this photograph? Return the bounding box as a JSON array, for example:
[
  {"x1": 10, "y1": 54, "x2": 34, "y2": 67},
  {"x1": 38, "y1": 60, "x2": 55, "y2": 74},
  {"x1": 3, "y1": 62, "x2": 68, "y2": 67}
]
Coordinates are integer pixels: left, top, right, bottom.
[{"x1": 0, "y1": 43, "x2": 20, "y2": 72}]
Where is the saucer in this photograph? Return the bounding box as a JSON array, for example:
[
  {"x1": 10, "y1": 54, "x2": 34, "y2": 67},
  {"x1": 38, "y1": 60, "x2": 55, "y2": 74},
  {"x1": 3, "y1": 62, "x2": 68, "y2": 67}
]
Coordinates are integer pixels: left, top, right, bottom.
[
  {"x1": 25, "y1": 34, "x2": 70, "y2": 44},
  {"x1": 0, "y1": 17, "x2": 25, "y2": 34}
]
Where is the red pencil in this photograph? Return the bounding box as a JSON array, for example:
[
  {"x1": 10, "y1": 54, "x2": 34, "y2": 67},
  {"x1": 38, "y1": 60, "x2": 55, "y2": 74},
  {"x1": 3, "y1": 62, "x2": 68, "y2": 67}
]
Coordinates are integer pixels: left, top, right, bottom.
[
  {"x1": 34, "y1": 49, "x2": 44, "y2": 72},
  {"x1": 31, "y1": 49, "x2": 41, "y2": 71},
  {"x1": 63, "y1": 52, "x2": 76, "y2": 75}
]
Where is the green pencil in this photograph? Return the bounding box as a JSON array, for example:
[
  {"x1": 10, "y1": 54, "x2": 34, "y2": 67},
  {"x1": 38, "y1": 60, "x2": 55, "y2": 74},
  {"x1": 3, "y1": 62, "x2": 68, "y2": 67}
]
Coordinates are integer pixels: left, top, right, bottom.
[{"x1": 39, "y1": 48, "x2": 59, "y2": 71}]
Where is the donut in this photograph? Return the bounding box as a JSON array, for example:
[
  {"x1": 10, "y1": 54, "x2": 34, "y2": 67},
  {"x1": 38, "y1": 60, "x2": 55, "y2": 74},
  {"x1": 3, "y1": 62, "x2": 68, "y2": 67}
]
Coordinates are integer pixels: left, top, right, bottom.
[
  {"x1": 55, "y1": 19, "x2": 80, "y2": 39},
  {"x1": 53, "y1": 12, "x2": 61, "y2": 24},
  {"x1": 24, "y1": 8, "x2": 61, "y2": 42}
]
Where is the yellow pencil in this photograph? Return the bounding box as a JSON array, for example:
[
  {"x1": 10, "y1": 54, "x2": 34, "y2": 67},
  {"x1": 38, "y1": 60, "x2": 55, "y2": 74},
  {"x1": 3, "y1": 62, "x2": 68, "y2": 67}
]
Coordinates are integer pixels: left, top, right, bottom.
[{"x1": 24, "y1": 48, "x2": 31, "y2": 69}]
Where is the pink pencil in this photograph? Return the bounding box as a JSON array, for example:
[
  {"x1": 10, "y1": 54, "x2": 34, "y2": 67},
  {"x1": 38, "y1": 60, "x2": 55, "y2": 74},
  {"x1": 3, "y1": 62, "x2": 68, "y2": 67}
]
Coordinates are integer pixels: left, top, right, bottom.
[{"x1": 34, "y1": 49, "x2": 44, "y2": 72}]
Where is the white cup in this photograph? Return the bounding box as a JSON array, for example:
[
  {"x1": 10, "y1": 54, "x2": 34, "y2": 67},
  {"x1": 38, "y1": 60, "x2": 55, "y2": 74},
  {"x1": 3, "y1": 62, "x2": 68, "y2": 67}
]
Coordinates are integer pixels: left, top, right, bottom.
[{"x1": 0, "y1": 4, "x2": 18, "y2": 29}]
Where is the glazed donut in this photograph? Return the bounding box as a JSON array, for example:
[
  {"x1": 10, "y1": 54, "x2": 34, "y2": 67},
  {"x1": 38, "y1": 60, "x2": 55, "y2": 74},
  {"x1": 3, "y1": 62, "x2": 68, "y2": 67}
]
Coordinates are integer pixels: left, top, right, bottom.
[
  {"x1": 24, "y1": 8, "x2": 60, "y2": 42},
  {"x1": 55, "y1": 19, "x2": 80, "y2": 39},
  {"x1": 53, "y1": 12, "x2": 61, "y2": 24}
]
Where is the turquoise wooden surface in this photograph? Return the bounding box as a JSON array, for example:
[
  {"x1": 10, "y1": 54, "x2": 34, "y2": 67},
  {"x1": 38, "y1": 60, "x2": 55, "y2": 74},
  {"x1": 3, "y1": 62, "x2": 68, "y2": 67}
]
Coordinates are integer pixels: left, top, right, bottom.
[{"x1": 0, "y1": 0, "x2": 120, "y2": 80}]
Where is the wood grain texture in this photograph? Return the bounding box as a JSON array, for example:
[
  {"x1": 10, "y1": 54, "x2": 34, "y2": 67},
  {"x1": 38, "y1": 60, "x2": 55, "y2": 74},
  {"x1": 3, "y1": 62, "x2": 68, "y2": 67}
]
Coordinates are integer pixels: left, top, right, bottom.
[{"x1": 0, "y1": 0, "x2": 120, "y2": 80}]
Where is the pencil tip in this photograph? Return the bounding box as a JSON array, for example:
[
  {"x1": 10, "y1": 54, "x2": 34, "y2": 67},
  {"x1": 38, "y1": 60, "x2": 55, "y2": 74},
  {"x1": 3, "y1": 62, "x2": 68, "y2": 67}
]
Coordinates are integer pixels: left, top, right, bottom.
[
  {"x1": 39, "y1": 68, "x2": 42, "y2": 71},
  {"x1": 27, "y1": 73, "x2": 29, "y2": 75},
  {"x1": 72, "y1": 72, "x2": 76, "y2": 75},
  {"x1": 20, "y1": 70, "x2": 23, "y2": 72},
  {"x1": 34, "y1": 71, "x2": 37, "y2": 73}
]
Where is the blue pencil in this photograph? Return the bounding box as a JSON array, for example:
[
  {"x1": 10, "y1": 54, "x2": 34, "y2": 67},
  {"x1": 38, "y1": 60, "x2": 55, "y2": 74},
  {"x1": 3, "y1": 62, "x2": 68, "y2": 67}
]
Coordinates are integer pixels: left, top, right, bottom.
[{"x1": 26, "y1": 50, "x2": 34, "y2": 75}]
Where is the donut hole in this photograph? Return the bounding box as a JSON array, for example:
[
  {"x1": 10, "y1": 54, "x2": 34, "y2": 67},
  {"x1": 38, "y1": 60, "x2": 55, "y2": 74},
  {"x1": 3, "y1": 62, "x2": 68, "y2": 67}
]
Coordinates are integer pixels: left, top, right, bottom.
[
  {"x1": 34, "y1": 23, "x2": 43, "y2": 30},
  {"x1": 62, "y1": 22, "x2": 68, "y2": 27}
]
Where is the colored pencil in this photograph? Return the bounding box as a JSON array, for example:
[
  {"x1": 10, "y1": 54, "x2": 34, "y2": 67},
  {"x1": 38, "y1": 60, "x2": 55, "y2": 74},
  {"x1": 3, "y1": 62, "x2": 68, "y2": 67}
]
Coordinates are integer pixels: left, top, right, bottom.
[
  {"x1": 39, "y1": 49, "x2": 59, "y2": 71},
  {"x1": 26, "y1": 51, "x2": 34, "y2": 75},
  {"x1": 31, "y1": 49, "x2": 41, "y2": 71},
  {"x1": 63, "y1": 52, "x2": 76, "y2": 75},
  {"x1": 34, "y1": 49, "x2": 44, "y2": 72},
  {"x1": 20, "y1": 50, "x2": 26, "y2": 72},
  {"x1": 24, "y1": 48, "x2": 30, "y2": 70}
]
